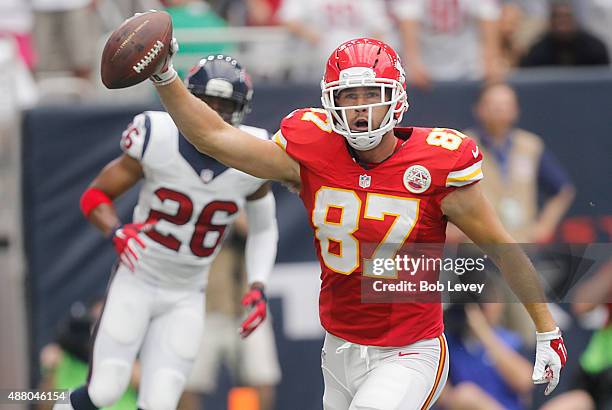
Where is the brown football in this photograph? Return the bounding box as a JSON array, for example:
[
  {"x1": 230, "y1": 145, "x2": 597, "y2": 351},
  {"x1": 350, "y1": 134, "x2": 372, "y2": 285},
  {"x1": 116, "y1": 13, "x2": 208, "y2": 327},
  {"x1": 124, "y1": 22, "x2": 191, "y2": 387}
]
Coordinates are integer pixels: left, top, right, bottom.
[{"x1": 101, "y1": 11, "x2": 173, "y2": 89}]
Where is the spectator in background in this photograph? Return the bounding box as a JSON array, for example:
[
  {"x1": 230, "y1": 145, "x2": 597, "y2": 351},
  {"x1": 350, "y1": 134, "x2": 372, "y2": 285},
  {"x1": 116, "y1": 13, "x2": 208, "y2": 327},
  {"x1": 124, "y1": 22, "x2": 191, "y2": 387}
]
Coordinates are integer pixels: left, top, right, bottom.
[
  {"x1": 391, "y1": 0, "x2": 504, "y2": 89},
  {"x1": 0, "y1": 27, "x2": 38, "y2": 223},
  {"x1": 438, "y1": 302, "x2": 533, "y2": 410},
  {"x1": 31, "y1": 0, "x2": 97, "y2": 79},
  {"x1": 277, "y1": 0, "x2": 391, "y2": 81},
  {"x1": 577, "y1": 0, "x2": 612, "y2": 60},
  {"x1": 499, "y1": 2, "x2": 524, "y2": 69},
  {"x1": 236, "y1": 0, "x2": 285, "y2": 80},
  {"x1": 499, "y1": 1, "x2": 547, "y2": 69},
  {"x1": 183, "y1": 217, "x2": 281, "y2": 410},
  {"x1": 37, "y1": 299, "x2": 140, "y2": 410},
  {"x1": 521, "y1": 0, "x2": 610, "y2": 67},
  {"x1": 514, "y1": 0, "x2": 549, "y2": 20},
  {"x1": 165, "y1": 0, "x2": 236, "y2": 78},
  {"x1": 502, "y1": 0, "x2": 549, "y2": 54},
  {"x1": 0, "y1": 0, "x2": 35, "y2": 70},
  {"x1": 245, "y1": 0, "x2": 282, "y2": 26},
  {"x1": 0, "y1": 20, "x2": 38, "y2": 119},
  {"x1": 454, "y1": 82, "x2": 576, "y2": 346},
  {"x1": 464, "y1": 83, "x2": 575, "y2": 244},
  {"x1": 207, "y1": 0, "x2": 281, "y2": 26}
]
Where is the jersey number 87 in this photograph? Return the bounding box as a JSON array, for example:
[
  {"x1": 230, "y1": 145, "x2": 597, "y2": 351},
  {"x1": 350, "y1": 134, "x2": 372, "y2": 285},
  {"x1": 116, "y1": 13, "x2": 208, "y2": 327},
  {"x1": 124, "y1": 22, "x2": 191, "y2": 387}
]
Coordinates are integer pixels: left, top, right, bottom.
[{"x1": 312, "y1": 187, "x2": 419, "y2": 275}]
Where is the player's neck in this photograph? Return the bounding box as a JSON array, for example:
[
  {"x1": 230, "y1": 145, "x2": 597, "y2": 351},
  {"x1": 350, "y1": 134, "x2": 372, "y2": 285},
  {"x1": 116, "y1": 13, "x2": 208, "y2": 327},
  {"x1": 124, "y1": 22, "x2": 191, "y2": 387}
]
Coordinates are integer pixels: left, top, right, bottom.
[{"x1": 354, "y1": 132, "x2": 398, "y2": 164}]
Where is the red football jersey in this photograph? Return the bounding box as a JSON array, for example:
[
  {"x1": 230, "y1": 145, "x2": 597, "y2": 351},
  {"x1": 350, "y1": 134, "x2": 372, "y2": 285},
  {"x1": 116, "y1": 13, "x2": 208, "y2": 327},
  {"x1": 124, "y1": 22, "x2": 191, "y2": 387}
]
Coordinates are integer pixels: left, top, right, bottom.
[{"x1": 274, "y1": 108, "x2": 483, "y2": 346}]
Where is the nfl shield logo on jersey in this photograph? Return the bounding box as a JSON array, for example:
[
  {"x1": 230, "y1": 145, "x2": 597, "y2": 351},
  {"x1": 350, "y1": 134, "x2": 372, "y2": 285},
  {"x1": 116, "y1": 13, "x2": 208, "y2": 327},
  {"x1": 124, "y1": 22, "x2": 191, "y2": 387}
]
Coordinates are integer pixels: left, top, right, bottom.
[
  {"x1": 403, "y1": 165, "x2": 431, "y2": 194},
  {"x1": 200, "y1": 169, "x2": 214, "y2": 183},
  {"x1": 359, "y1": 174, "x2": 371, "y2": 188}
]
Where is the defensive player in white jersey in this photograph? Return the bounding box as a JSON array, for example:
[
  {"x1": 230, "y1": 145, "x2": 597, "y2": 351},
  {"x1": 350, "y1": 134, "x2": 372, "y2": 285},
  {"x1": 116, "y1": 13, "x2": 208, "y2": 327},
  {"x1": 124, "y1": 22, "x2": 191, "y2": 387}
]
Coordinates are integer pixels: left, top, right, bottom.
[{"x1": 59, "y1": 55, "x2": 278, "y2": 410}]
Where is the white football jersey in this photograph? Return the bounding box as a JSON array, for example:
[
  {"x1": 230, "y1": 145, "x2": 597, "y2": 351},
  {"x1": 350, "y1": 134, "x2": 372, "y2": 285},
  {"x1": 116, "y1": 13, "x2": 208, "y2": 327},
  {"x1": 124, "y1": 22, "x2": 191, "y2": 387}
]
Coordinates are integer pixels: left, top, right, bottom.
[{"x1": 120, "y1": 111, "x2": 269, "y2": 288}]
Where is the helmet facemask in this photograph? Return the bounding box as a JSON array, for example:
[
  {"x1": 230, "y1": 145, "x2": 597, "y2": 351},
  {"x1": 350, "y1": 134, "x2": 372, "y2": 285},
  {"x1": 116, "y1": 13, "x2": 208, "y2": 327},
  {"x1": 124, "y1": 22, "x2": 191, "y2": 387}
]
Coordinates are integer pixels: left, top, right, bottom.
[{"x1": 321, "y1": 67, "x2": 407, "y2": 151}]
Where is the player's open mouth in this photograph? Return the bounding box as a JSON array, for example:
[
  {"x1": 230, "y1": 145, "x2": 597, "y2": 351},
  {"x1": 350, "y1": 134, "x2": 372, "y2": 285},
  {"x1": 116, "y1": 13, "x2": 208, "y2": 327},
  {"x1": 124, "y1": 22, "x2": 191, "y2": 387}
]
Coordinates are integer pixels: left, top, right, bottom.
[{"x1": 351, "y1": 119, "x2": 369, "y2": 131}]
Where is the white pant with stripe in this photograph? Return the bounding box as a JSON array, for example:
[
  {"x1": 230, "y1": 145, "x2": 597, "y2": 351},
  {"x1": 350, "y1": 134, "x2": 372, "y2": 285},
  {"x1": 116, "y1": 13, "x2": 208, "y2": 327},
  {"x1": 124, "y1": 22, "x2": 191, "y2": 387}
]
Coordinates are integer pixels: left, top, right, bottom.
[
  {"x1": 88, "y1": 266, "x2": 205, "y2": 410},
  {"x1": 321, "y1": 332, "x2": 449, "y2": 410}
]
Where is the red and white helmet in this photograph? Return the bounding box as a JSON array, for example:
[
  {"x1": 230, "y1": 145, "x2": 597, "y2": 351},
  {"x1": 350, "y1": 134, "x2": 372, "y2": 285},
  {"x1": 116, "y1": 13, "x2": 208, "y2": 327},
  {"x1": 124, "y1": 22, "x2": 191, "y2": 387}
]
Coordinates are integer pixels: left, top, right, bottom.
[{"x1": 321, "y1": 38, "x2": 409, "y2": 151}]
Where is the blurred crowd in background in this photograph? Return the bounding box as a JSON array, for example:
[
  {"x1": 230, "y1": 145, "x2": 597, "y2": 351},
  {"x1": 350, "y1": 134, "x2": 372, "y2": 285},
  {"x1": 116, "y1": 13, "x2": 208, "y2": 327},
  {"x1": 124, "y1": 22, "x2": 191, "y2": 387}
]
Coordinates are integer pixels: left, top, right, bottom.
[{"x1": 1, "y1": 0, "x2": 612, "y2": 106}]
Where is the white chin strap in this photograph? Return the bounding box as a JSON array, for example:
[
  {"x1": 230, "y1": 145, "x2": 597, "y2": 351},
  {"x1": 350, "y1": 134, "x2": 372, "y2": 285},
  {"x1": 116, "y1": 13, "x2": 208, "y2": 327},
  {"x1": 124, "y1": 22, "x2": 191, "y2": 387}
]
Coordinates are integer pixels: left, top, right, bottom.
[{"x1": 350, "y1": 133, "x2": 385, "y2": 151}]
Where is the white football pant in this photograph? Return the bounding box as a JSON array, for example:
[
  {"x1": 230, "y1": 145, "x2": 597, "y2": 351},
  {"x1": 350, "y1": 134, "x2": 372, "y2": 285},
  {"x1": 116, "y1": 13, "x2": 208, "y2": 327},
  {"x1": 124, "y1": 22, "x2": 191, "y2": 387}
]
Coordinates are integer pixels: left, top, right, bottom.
[
  {"x1": 321, "y1": 332, "x2": 448, "y2": 410},
  {"x1": 87, "y1": 266, "x2": 205, "y2": 410}
]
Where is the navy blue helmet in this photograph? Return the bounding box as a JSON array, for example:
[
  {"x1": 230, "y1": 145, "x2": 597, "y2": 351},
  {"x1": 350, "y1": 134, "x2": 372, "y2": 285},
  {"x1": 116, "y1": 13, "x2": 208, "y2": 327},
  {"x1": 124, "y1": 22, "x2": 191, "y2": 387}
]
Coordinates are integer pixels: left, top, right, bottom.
[{"x1": 185, "y1": 55, "x2": 253, "y2": 126}]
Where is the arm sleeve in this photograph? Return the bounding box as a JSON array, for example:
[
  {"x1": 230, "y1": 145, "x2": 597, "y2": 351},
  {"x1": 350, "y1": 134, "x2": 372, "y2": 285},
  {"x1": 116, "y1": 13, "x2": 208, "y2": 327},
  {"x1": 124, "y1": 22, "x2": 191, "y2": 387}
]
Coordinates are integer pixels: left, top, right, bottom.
[
  {"x1": 244, "y1": 191, "x2": 279, "y2": 285},
  {"x1": 537, "y1": 149, "x2": 572, "y2": 197},
  {"x1": 120, "y1": 113, "x2": 151, "y2": 161},
  {"x1": 445, "y1": 137, "x2": 484, "y2": 188}
]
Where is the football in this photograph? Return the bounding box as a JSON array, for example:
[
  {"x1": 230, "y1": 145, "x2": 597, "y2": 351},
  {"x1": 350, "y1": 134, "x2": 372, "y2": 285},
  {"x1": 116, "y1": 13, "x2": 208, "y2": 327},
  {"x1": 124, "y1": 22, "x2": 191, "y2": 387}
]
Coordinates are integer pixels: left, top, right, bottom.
[{"x1": 101, "y1": 10, "x2": 173, "y2": 89}]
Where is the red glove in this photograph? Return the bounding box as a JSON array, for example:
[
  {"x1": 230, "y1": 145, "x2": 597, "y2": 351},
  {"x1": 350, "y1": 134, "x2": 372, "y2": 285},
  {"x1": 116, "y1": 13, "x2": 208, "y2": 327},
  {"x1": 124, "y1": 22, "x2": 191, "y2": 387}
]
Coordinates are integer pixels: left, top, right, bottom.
[
  {"x1": 112, "y1": 221, "x2": 155, "y2": 271},
  {"x1": 239, "y1": 287, "x2": 267, "y2": 338}
]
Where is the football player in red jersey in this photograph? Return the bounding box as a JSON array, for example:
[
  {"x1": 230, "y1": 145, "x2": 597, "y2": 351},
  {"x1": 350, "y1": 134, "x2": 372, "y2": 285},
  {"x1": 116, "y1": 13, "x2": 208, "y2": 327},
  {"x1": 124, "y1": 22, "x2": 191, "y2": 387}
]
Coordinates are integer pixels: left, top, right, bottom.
[{"x1": 146, "y1": 38, "x2": 566, "y2": 409}]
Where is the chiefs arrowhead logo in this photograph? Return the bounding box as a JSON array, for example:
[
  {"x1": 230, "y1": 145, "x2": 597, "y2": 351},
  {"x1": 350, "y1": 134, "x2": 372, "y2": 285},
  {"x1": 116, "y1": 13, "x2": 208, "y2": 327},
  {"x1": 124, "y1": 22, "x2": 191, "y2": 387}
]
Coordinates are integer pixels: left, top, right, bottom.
[{"x1": 403, "y1": 165, "x2": 431, "y2": 194}]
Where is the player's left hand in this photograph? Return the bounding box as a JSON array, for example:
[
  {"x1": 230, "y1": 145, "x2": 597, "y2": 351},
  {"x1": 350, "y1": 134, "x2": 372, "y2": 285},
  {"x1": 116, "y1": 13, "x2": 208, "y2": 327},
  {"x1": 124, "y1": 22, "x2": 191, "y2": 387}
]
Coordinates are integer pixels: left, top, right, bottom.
[
  {"x1": 112, "y1": 220, "x2": 156, "y2": 271},
  {"x1": 532, "y1": 327, "x2": 567, "y2": 395},
  {"x1": 239, "y1": 285, "x2": 267, "y2": 338},
  {"x1": 150, "y1": 37, "x2": 179, "y2": 86}
]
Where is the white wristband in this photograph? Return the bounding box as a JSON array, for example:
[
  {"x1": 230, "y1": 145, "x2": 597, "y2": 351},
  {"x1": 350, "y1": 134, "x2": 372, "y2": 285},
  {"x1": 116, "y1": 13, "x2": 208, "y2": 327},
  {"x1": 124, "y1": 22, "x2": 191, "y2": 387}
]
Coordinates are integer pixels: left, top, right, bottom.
[
  {"x1": 536, "y1": 327, "x2": 561, "y2": 341},
  {"x1": 150, "y1": 66, "x2": 178, "y2": 86}
]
